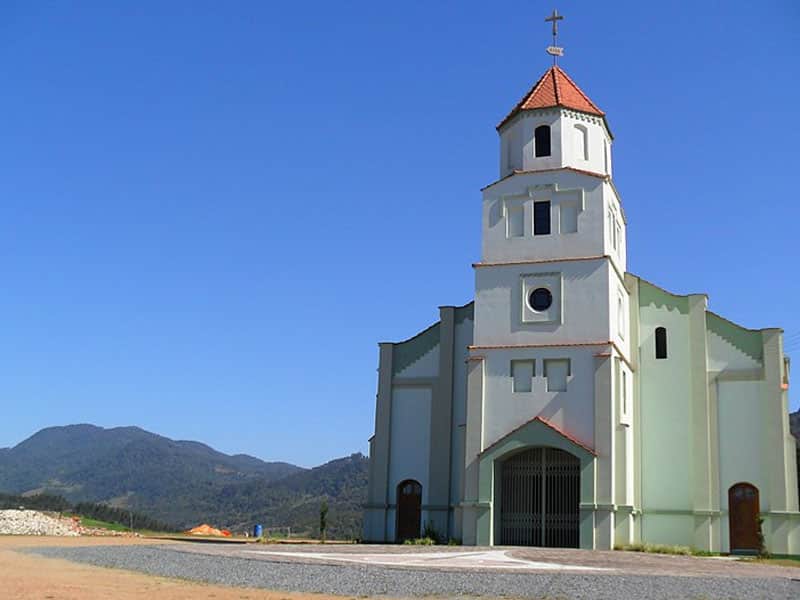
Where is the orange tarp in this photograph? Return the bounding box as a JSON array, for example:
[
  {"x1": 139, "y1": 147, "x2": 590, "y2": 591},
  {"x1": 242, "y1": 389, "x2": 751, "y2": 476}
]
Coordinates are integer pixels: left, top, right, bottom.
[{"x1": 186, "y1": 524, "x2": 231, "y2": 537}]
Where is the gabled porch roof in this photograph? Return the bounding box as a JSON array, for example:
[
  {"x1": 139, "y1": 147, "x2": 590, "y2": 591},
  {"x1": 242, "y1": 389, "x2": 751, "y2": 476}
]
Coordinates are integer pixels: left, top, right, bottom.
[{"x1": 479, "y1": 415, "x2": 596, "y2": 460}]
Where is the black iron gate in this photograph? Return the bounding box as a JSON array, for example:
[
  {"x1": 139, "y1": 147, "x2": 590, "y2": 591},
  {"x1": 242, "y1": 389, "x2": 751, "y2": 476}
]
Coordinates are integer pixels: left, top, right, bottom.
[{"x1": 499, "y1": 447, "x2": 580, "y2": 547}]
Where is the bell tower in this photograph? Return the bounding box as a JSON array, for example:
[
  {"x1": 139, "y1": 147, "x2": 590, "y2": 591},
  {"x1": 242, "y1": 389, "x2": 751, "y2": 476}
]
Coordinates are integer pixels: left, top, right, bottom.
[
  {"x1": 483, "y1": 64, "x2": 623, "y2": 270},
  {"x1": 462, "y1": 12, "x2": 635, "y2": 550},
  {"x1": 497, "y1": 66, "x2": 613, "y2": 179}
]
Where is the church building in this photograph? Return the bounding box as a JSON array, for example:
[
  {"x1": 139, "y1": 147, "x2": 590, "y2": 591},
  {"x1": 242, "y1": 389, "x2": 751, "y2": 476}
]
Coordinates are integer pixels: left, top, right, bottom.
[{"x1": 362, "y1": 34, "x2": 799, "y2": 554}]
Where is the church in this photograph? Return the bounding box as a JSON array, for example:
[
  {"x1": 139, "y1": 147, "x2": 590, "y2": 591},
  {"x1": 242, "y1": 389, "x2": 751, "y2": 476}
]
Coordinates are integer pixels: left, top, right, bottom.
[{"x1": 362, "y1": 26, "x2": 799, "y2": 554}]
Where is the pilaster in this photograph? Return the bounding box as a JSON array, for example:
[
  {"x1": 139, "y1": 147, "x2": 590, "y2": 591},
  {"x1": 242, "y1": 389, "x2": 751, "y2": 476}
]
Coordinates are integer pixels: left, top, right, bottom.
[
  {"x1": 762, "y1": 329, "x2": 790, "y2": 512},
  {"x1": 371, "y1": 343, "x2": 394, "y2": 541},
  {"x1": 688, "y1": 294, "x2": 714, "y2": 551},
  {"x1": 593, "y1": 352, "x2": 614, "y2": 549},
  {"x1": 427, "y1": 306, "x2": 455, "y2": 538},
  {"x1": 707, "y1": 374, "x2": 721, "y2": 551},
  {"x1": 462, "y1": 355, "x2": 485, "y2": 545},
  {"x1": 625, "y1": 274, "x2": 643, "y2": 544}
]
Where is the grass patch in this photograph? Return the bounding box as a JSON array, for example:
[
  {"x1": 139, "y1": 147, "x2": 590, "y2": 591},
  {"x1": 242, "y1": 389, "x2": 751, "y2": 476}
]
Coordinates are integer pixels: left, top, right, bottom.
[
  {"x1": 615, "y1": 543, "x2": 717, "y2": 557},
  {"x1": 402, "y1": 537, "x2": 436, "y2": 546},
  {"x1": 741, "y1": 556, "x2": 800, "y2": 568},
  {"x1": 78, "y1": 517, "x2": 130, "y2": 532}
]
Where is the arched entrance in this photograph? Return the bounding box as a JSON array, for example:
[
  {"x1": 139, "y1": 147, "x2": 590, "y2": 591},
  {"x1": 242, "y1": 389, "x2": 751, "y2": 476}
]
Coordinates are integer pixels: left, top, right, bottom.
[
  {"x1": 729, "y1": 482, "x2": 760, "y2": 553},
  {"x1": 396, "y1": 480, "x2": 422, "y2": 542},
  {"x1": 499, "y1": 447, "x2": 580, "y2": 547}
]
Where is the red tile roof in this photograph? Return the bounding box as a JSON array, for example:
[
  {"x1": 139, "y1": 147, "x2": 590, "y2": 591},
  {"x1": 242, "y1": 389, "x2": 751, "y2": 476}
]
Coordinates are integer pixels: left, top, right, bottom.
[
  {"x1": 479, "y1": 415, "x2": 596, "y2": 458},
  {"x1": 498, "y1": 66, "x2": 604, "y2": 130},
  {"x1": 533, "y1": 416, "x2": 596, "y2": 456}
]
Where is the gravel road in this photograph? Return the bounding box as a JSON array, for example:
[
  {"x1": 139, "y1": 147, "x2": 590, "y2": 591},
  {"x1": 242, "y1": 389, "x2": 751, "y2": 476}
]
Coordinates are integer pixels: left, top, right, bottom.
[{"x1": 27, "y1": 544, "x2": 800, "y2": 599}]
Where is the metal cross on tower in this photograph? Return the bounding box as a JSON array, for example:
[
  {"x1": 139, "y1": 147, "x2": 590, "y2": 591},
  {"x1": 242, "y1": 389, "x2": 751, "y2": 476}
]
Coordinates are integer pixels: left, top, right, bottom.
[{"x1": 545, "y1": 9, "x2": 565, "y2": 64}]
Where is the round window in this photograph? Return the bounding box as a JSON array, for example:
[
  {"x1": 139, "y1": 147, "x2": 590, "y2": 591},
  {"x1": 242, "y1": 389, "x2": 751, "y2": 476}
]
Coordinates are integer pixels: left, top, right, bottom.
[{"x1": 528, "y1": 287, "x2": 553, "y2": 312}]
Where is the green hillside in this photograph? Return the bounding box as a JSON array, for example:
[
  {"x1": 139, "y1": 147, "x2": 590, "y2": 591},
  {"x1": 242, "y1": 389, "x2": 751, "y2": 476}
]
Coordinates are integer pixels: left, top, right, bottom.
[{"x1": 0, "y1": 424, "x2": 368, "y2": 538}]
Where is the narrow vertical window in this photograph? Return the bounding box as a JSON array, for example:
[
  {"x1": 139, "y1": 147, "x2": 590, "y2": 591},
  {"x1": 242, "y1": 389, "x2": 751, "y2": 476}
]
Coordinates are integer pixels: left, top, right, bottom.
[
  {"x1": 618, "y1": 296, "x2": 625, "y2": 339},
  {"x1": 511, "y1": 360, "x2": 534, "y2": 393},
  {"x1": 534, "y1": 125, "x2": 551, "y2": 157},
  {"x1": 544, "y1": 359, "x2": 570, "y2": 392},
  {"x1": 604, "y1": 140, "x2": 609, "y2": 174},
  {"x1": 622, "y1": 370, "x2": 628, "y2": 416},
  {"x1": 574, "y1": 124, "x2": 588, "y2": 160},
  {"x1": 534, "y1": 201, "x2": 551, "y2": 235},
  {"x1": 655, "y1": 327, "x2": 668, "y2": 359},
  {"x1": 507, "y1": 206, "x2": 524, "y2": 238}
]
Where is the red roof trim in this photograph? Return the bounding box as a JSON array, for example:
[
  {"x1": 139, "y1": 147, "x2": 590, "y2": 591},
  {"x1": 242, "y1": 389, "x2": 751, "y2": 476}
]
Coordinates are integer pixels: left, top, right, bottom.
[
  {"x1": 480, "y1": 166, "x2": 607, "y2": 192},
  {"x1": 479, "y1": 415, "x2": 596, "y2": 458}
]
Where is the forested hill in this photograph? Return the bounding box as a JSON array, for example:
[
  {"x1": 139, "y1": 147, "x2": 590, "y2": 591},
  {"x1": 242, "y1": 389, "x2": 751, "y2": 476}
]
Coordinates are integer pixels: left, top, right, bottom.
[{"x1": 0, "y1": 424, "x2": 368, "y2": 538}]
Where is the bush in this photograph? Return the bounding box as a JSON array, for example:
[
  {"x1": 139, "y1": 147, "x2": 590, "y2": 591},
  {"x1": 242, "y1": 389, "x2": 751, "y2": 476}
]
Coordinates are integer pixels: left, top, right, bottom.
[
  {"x1": 615, "y1": 543, "x2": 693, "y2": 556},
  {"x1": 757, "y1": 517, "x2": 770, "y2": 558},
  {"x1": 403, "y1": 537, "x2": 436, "y2": 545},
  {"x1": 422, "y1": 522, "x2": 441, "y2": 544}
]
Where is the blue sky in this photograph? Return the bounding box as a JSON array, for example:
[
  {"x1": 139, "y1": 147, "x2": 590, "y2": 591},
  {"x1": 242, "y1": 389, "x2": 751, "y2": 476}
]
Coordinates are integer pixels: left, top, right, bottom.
[{"x1": 0, "y1": 1, "x2": 797, "y2": 467}]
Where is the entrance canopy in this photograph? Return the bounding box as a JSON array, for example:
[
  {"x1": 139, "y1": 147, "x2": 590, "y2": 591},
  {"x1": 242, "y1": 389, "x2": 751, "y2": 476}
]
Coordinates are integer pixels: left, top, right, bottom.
[{"x1": 475, "y1": 416, "x2": 597, "y2": 546}]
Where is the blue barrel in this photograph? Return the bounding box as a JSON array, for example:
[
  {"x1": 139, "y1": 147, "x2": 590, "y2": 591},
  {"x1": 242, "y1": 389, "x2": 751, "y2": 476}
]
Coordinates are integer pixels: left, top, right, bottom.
[{"x1": 253, "y1": 524, "x2": 263, "y2": 538}]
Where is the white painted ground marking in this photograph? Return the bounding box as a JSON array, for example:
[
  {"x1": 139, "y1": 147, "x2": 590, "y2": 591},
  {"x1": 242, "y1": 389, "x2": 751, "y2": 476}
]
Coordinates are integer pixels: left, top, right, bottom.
[{"x1": 243, "y1": 549, "x2": 612, "y2": 571}]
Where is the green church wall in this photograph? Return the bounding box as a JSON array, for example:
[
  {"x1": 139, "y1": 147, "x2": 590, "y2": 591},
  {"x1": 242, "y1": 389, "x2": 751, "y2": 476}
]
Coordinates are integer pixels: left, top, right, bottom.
[
  {"x1": 391, "y1": 321, "x2": 440, "y2": 376},
  {"x1": 638, "y1": 287, "x2": 694, "y2": 514},
  {"x1": 638, "y1": 279, "x2": 689, "y2": 315},
  {"x1": 706, "y1": 311, "x2": 763, "y2": 363}
]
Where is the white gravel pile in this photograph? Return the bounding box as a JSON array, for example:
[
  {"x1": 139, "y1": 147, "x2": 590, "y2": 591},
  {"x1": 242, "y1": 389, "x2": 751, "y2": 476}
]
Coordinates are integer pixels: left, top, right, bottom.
[{"x1": 0, "y1": 509, "x2": 79, "y2": 536}]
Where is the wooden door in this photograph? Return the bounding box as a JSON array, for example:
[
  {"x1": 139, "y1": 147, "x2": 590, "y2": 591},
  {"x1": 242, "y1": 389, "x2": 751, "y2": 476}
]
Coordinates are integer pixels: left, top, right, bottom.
[
  {"x1": 729, "y1": 483, "x2": 760, "y2": 553},
  {"x1": 396, "y1": 480, "x2": 421, "y2": 542}
]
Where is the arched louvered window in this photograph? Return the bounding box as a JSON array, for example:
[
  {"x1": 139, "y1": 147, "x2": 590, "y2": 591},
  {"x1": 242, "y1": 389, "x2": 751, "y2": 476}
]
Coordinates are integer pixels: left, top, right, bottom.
[
  {"x1": 535, "y1": 125, "x2": 551, "y2": 157},
  {"x1": 655, "y1": 327, "x2": 668, "y2": 359}
]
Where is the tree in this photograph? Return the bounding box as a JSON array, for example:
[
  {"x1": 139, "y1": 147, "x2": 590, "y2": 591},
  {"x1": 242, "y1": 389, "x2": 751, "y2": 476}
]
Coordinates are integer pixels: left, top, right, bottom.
[{"x1": 319, "y1": 499, "x2": 329, "y2": 543}]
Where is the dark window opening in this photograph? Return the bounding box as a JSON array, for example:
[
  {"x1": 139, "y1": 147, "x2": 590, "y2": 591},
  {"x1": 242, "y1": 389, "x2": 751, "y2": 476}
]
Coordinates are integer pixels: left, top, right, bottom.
[
  {"x1": 529, "y1": 287, "x2": 553, "y2": 311},
  {"x1": 535, "y1": 125, "x2": 551, "y2": 157},
  {"x1": 534, "y1": 201, "x2": 551, "y2": 235},
  {"x1": 655, "y1": 327, "x2": 668, "y2": 359}
]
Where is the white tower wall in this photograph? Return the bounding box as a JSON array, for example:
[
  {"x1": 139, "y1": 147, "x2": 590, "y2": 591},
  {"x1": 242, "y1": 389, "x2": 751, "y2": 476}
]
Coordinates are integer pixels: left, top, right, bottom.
[
  {"x1": 499, "y1": 109, "x2": 612, "y2": 178},
  {"x1": 466, "y1": 78, "x2": 632, "y2": 549}
]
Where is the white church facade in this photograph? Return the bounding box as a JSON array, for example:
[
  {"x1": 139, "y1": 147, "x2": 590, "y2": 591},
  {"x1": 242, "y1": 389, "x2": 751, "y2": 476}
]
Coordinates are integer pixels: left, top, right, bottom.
[{"x1": 363, "y1": 63, "x2": 800, "y2": 554}]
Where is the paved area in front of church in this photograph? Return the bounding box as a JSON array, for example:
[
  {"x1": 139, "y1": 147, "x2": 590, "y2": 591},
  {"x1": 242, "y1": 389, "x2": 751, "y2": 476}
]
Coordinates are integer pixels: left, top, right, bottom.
[
  {"x1": 27, "y1": 542, "x2": 800, "y2": 599},
  {"x1": 244, "y1": 548, "x2": 613, "y2": 571}
]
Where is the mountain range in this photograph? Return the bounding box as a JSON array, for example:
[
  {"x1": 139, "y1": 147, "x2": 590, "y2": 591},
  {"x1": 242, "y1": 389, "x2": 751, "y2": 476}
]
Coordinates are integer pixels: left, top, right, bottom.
[
  {"x1": 4, "y1": 410, "x2": 798, "y2": 539},
  {"x1": 0, "y1": 424, "x2": 367, "y2": 538}
]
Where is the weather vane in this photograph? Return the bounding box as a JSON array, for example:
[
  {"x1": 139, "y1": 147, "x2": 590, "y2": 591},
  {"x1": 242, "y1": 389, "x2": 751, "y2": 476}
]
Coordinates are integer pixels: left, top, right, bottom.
[{"x1": 545, "y1": 9, "x2": 564, "y2": 65}]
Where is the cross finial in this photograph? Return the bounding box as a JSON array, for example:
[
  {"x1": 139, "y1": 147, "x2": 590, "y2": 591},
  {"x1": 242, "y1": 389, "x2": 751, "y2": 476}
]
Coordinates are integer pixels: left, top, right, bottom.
[{"x1": 544, "y1": 9, "x2": 565, "y2": 65}]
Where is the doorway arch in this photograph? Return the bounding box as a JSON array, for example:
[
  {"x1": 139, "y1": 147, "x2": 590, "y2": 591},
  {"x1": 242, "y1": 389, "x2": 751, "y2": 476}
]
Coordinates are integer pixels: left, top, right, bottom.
[
  {"x1": 729, "y1": 482, "x2": 760, "y2": 554},
  {"x1": 499, "y1": 447, "x2": 580, "y2": 547},
  {"x1": 396, "y1": 480, "x2": 422, "y2": 542}
]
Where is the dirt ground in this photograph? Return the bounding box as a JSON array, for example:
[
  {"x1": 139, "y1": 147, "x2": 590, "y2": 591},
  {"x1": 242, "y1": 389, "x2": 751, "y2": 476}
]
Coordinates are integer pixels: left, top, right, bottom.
[{"x1": 0, "y1": 536, "x2": 352, "y2": 600}]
